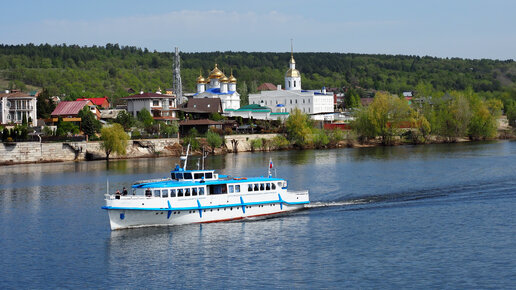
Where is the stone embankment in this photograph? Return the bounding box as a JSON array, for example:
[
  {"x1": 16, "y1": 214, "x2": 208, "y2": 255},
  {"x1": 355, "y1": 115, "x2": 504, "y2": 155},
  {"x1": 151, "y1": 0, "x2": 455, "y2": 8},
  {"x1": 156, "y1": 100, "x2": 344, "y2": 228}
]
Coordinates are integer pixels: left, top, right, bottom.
[
  {"x1": 0, "y1": 134, "x2": 280, "y2": 165},
  {"x1": 0, "y1": 138, "x2": 180, "y2": 165}
]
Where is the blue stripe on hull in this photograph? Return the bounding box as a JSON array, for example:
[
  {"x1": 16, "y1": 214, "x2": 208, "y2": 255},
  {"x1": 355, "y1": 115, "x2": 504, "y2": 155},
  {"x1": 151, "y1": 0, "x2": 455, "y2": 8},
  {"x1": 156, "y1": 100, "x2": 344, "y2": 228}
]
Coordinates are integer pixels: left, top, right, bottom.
[{"x1": 101, "y1": 199, "x2": 308, "y2": 211}]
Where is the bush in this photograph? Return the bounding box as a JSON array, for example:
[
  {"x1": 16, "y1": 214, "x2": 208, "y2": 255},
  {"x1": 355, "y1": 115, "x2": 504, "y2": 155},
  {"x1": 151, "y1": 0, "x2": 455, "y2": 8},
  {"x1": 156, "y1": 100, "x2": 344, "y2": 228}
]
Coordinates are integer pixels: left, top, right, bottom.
[
  {"x1": 42, "y1": 126, "x2": 54, "y2": 136},
  {"x1": 206, "y1": 129, "x2": 223, "y2": 153},
  {"x1": 328, "y1": 129, "x2": 345, "y2": 145},
  {"x1": 250, "y1": 138, "x2": 262, "y2": 152},
  {"x1": 271, "y1": 135, "x2": 290, "y2": 150},
  {"x1": 131, "y1": 129, "x2": 141, "y2": 139},
  {"x1": 224, "y1": 127, "x2": 233, "y2": 135},
  {"x1": 312, "y1": 129, "x2": 330, "y2": 149},
  {"x1": 183, "y1": 136, "x2": 200, "y2": 151}
]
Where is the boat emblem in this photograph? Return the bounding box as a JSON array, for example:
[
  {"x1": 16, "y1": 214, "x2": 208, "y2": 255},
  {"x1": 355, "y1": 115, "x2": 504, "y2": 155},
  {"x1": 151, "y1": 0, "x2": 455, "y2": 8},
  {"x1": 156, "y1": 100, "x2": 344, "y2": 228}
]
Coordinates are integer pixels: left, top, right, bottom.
[{"x1": 120, "y1": 213, "x2": 125, "y2": 220}]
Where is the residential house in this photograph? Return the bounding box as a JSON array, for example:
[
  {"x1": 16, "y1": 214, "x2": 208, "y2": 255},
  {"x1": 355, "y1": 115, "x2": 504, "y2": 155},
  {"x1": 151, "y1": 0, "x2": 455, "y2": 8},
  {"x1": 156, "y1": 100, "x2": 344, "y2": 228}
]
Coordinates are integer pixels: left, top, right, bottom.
[
  {"x1": 179, "y1": 119, "x2": 223, "y2": 135},
  {"x1": 181, "y1": 98, "x2": 222, "y2": 120},
  {"x1": 76, "y1": 97, "x2": 110, "y2": 109},
  {"x1": 121, "y1": 91, "x2": 177, "y2": 123},
  {"x1": 0, "y1": 91, "x2": 37, "y2": 125},
  {"x1": 51, "y1": 100, "x2": 101, "y2": 122}
]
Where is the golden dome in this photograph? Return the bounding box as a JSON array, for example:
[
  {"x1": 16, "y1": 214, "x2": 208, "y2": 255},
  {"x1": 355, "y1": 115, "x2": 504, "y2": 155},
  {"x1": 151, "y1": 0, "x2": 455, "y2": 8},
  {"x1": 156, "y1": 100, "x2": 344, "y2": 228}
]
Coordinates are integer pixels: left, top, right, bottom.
[
  {"x1": 209, "y1": 64, "x2": 224, "y2": 79},
  {"x1": 286, "y1": 68, "x2": 300, "y2": 78},
  {"x1": 290, "y1": 55, "x2": 296, "y2": 64},
  {"x1": 196, "y1": 71, "x2": 206, "y2": 84},
  {"x1": 228, "y1": 74, "x2": 237, "y2": 83},
  {"x1": 220, "y1": 74, "x2": 229, "y2": 83}
]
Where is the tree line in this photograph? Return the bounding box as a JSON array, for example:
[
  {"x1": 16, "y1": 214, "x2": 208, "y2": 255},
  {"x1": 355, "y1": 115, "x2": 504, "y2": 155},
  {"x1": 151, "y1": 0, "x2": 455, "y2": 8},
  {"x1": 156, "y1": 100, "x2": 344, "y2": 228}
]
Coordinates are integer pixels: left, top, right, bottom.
[{"x1": 1, "y1": 43, "x2": 515, "y2": 105}]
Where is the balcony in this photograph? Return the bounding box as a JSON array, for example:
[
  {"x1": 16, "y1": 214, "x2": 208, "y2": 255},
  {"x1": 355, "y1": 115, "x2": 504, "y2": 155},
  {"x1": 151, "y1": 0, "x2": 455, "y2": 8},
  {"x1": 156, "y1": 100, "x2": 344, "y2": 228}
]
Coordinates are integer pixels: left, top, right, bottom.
[{"x1": 8, "y1": 105, "x2": 34, "y2": 111}]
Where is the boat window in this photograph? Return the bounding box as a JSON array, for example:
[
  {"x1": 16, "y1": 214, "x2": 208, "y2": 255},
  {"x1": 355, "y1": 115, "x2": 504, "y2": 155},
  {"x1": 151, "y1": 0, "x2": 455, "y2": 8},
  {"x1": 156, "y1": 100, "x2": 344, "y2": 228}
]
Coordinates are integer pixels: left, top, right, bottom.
[
  {"x1": 194, "y1": 173, "x2": 204, "y2": 179},
  {"x1": 272, "y1": 183, "x2": 276, "y2": 190},
  {"x1": 254, "y1": 184, "x2": 259, "y2": 191},
  {"x1": 192, "y1": 188, "x2": 197, "y2": 196},
  {"x1": 260, "y1": 183, "x2": 265, "y2": 191},
  {"x1": 185, "y1": 188, "x2": 191, "y2": 196},
  {"x1": 235, "y1": 185, "x2": 240, "y2": 193},
  {"x1": 266, "y1": 183, "x2": 271, "y2": 190},
  {"x1": 176, "y1": 173, "x2": 183, "y2": 180},
  {"x1": 170, "y1": 189, "x2": 176, "y2": 197},
  {"x1": 184, "y1": 173, "x2": 193, "y2": 179},
  {"x1": 209, "y1": 184, "x2": 226, "y2": 195},
  {"x1": 205, "y1": 172, "x2": 213, "y2": 179},
  {"x1": 248, "y1": 184, "x2": 253, "y2": 192},
  {"x1": 199, "y1": 187, "x2": 205, "y2": 195},
  {"x1": 154, "y1": 190, "x2": 161, "y2": 197},
  {"x1": 178, "y1": 189, "x2": 184, "y2": 197},
  {"x1": 171, "y1": 173, "x2": 176, "y2": 179},
  {"x1": 162, "y1": 189, "x2": 169, "y2": 198},
  {"x1": 278, "y1": 182, "x2": 282, "y2": 188},
  {"x1": 228, "y1": 185, "x2": 234, "y2": 193}
]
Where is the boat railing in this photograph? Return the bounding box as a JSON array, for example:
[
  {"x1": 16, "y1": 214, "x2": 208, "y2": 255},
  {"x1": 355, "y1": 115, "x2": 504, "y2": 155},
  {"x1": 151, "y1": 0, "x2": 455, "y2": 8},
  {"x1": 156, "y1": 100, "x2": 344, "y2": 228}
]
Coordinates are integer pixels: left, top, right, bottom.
[
  {"x1": 105, "y1": 194, "x2": 155, "y2": 200},
  {"x1": 133, "y1": 177, "x2": 171, "y2": 185}
]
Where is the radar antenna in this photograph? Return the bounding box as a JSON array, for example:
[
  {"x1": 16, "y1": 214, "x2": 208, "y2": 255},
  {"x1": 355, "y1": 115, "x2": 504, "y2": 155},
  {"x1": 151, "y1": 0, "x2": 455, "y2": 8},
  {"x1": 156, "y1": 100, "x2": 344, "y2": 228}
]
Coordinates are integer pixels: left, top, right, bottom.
[{"x1": 173, "y1": 47, "x2": 184, "y2": 104}]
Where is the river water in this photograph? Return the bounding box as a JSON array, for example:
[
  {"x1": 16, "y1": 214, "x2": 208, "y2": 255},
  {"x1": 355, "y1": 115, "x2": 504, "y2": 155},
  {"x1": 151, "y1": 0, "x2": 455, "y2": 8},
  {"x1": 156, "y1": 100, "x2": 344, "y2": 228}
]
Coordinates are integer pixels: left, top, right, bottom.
[{"x1": 1, "y1": 141, "x2": 515, "y2": 288}]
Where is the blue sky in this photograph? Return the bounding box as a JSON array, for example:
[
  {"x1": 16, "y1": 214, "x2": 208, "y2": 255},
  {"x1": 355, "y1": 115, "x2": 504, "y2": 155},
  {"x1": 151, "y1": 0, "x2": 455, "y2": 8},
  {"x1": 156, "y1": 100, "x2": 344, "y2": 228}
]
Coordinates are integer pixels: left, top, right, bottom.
[{"x1": 1, "y1": 0, "x2": 515, "y2": 59}]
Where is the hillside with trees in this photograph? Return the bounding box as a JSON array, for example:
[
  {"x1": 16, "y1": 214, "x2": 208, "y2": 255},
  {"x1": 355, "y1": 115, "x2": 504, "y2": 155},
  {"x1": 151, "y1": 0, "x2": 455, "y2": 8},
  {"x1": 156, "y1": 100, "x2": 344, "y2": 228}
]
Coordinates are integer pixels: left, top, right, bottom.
[{"x1": 1, "y1": 43, "x2": 516, "y2": 107}]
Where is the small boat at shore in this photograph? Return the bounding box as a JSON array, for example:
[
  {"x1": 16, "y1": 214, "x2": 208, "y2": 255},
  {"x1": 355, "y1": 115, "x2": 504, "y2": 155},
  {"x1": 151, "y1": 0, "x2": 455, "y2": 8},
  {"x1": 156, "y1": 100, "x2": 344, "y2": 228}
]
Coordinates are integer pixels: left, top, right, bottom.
[{"x1": 102, "y1": 145, "x2": 309, "y2": 230}]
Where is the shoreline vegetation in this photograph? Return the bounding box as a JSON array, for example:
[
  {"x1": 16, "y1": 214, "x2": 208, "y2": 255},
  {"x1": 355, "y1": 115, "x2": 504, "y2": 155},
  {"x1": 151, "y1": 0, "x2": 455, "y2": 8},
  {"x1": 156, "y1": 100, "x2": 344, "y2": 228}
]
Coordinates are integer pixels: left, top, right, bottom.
[{"x1": 1, "y1": 44, "x2": 516, "y2": 165}]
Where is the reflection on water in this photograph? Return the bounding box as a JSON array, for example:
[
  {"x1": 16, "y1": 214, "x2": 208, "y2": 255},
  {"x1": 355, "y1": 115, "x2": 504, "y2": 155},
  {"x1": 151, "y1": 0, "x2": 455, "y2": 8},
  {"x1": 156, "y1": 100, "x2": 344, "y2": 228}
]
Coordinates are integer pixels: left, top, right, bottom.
[
  {"x1": 106, "y1": 213, "x2": 310, "y2": 287},
  {"x1": 1, "y1": 140, "x2": 515, "y2": 288}
]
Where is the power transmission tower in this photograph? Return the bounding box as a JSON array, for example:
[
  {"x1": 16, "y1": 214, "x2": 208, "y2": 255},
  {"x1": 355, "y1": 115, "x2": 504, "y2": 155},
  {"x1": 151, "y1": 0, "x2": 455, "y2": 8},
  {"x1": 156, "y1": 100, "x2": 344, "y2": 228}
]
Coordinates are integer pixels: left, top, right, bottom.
[{"x1": 173, "y1": 47, "x2": 184, "y2": 104}]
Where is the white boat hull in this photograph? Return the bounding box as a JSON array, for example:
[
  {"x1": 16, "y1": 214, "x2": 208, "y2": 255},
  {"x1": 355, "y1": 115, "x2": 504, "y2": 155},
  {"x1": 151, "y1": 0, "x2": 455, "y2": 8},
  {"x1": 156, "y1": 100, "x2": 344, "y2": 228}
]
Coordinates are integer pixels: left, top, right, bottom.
[{"x1": 104, "y1": 190, "x2": 309, "y2": 230}]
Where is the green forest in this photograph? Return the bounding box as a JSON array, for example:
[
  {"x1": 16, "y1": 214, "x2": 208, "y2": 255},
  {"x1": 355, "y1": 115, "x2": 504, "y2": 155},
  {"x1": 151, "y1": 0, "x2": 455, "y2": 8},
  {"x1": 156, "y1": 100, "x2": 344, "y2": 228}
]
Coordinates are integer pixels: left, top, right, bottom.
[{"x1": 1, "y1": 43, "x2": 516, "y2": 107}]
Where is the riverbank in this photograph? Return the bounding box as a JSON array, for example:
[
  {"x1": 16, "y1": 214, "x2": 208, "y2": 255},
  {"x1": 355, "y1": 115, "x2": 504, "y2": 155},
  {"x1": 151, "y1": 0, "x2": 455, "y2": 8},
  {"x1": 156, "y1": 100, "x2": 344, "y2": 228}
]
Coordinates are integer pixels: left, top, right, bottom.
[
  {"x1": 0, "y1": 134, "x2": 278, "y2": 165},
  {"x1": 1, "y1": 130, "x2": 514, "y2": 166}
]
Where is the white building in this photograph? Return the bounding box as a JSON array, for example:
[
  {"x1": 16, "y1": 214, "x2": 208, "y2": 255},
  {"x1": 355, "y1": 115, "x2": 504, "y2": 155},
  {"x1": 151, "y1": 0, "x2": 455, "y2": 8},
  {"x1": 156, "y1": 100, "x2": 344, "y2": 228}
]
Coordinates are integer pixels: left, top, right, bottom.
[
  {"x1": 121, "y1": 90, "x2": 177, "y2": 123},
  {"x1": 0, "y1": 91, "x2": 37, "y2": 125},
  {"x1": 193, "y1": 64, "x2": 241, "y2": 111},
  {"x1": 249, "y1": 51, "x2": 334, "y2": 117}
]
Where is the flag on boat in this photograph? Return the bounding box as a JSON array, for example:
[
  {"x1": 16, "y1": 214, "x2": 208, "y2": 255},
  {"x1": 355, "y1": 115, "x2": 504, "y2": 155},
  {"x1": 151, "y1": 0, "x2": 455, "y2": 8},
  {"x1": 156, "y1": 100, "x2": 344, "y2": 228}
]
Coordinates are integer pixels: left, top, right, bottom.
[{"x1": 269, "y1": 158, "x2": 273, "y2": 169}]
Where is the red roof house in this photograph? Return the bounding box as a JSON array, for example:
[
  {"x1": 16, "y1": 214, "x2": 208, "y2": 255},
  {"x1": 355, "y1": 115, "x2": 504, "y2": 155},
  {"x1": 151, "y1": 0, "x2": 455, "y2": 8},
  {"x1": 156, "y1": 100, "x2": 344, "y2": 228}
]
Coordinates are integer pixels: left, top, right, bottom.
[
  {"x1": 76, "y1": 97, "x2": 110, "y2": 109},
  {"x1": 51, "y1": 100, "x2": 101, "y2": 121}
]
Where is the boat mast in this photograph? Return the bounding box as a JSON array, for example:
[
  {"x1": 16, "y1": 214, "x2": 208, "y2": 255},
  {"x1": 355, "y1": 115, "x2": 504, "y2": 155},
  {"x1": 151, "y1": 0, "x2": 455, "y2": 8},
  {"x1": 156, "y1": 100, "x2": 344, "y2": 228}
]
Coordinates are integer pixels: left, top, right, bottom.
[
  {"x1": 201, "y1": 146, "x2": 209, "y2": 170},
  {"x1": 181, "y1": 144, "x2": 190, "y2": 170}
]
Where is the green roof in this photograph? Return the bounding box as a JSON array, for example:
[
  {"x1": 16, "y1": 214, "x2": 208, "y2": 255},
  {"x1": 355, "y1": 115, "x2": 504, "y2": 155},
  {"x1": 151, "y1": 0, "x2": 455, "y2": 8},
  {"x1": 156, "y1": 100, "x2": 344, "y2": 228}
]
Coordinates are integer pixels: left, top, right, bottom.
[
  {"x1": 270, "y1": 112, "x2": 289, "y2": 115},
  {"x1": 239, "y1": 104, "x2": 269, "y2": 110}
]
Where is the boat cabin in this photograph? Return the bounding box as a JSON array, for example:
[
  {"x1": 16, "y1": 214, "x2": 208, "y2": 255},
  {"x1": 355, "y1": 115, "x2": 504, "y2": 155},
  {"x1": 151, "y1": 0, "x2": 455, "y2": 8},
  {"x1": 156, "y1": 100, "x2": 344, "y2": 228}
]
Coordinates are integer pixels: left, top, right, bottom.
[{"x1": 170, "y1": 165, "x2": 218, "y2": 182}]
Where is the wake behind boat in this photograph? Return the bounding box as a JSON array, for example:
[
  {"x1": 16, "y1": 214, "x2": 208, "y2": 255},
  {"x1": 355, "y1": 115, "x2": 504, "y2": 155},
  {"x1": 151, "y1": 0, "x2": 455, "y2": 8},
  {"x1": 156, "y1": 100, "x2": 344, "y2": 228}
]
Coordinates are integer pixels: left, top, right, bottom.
[{"x1": 102, "y1": 145, "x2": 309, "y2": 230}]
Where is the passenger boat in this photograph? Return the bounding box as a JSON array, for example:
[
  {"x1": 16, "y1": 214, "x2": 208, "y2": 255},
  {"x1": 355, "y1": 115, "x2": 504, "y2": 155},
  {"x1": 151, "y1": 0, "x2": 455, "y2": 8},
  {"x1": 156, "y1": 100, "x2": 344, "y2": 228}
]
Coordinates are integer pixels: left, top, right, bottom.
[{"x1": 102, "y1": 145, "x2": 309, "y2": 230}]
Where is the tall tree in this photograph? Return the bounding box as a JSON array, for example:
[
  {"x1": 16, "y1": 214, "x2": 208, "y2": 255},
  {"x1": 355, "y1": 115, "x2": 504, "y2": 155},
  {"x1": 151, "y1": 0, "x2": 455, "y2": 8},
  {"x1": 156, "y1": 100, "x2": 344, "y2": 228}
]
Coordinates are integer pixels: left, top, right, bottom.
[
  {"x1": 285, "y1": 108, "x2": 312, "y2": 147},
  {"x1": 100, "y1": 124, "x2": 129, "y2": 160},
  {"x1": 114, "y1": 110, "x2": 135, "y2": 131},
  {"x1": 36, "y1": 88, "x2": 56, "y2": 119},
  {"x1": 78, "y1": 107, "x2": 101, "y2": 138}
]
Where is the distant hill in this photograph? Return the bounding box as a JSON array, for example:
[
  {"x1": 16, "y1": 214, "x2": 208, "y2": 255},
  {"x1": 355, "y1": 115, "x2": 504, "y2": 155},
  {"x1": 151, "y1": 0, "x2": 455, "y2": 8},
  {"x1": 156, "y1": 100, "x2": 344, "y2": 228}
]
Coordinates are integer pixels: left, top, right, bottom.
[{"x1": 1, "y1": 43, "x2": 515, "y2": 103}]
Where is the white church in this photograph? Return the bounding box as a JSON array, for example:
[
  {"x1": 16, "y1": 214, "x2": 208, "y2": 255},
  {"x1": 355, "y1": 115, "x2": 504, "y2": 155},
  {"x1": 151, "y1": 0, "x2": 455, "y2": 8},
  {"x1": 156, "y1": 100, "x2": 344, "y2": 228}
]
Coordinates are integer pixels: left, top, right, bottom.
[
  {"x1": 248, "y1": 49, "x2": 334, "y2": 118},
  {"x1": 193, "y1": 64, "x2": 240, "y2": 111}
]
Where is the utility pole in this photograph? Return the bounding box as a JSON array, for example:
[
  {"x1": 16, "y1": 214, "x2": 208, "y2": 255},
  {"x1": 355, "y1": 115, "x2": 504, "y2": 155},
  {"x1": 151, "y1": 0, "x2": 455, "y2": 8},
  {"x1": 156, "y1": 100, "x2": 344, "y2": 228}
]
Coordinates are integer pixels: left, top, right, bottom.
[{"x1": 173, "y1": 47, "x2": 184, "y2": 104}]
